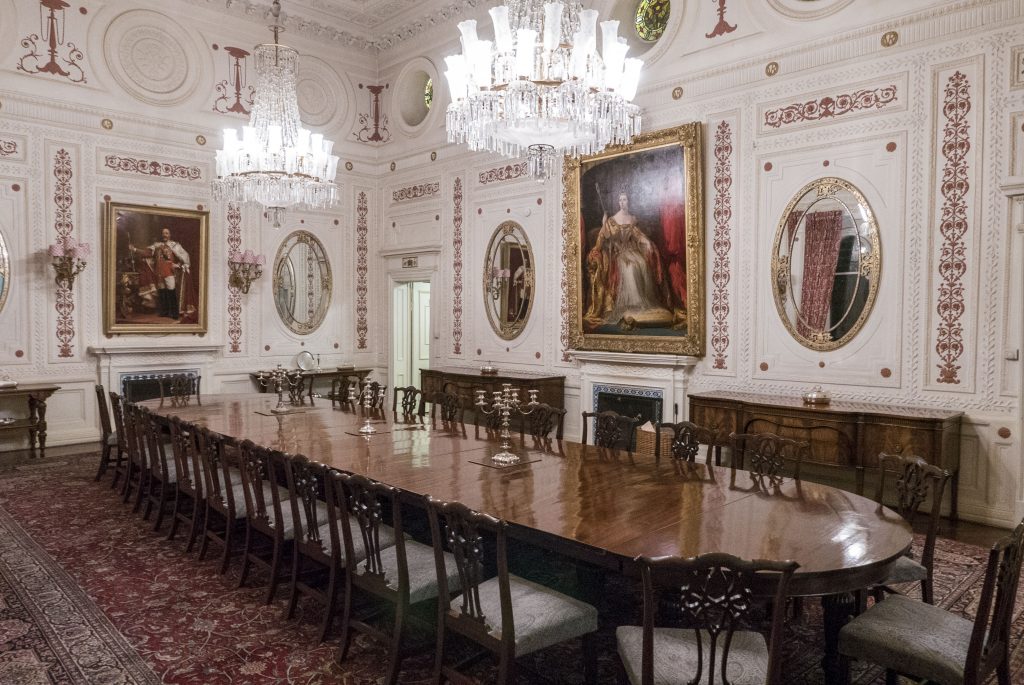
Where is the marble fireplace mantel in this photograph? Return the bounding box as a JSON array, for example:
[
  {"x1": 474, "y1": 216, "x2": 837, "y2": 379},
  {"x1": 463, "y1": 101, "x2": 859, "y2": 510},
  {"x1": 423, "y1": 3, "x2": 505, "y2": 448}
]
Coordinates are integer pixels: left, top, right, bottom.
[
  {"x1": 570, "y1": 350, "x2": 700, "y2": 423},
  {"x1": 88, "y1": 345, "x2": 224, "y2": 396}
]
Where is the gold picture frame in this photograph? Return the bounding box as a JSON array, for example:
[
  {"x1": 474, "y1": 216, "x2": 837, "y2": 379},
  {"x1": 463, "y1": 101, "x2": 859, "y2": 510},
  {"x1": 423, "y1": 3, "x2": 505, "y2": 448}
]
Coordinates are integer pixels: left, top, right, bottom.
[
  {"x1": 102, "y1": 202, "x2": 209, "y2": 336},
  {"x1": 564, "y1": 122, "x2": 705, "y2": 356}
]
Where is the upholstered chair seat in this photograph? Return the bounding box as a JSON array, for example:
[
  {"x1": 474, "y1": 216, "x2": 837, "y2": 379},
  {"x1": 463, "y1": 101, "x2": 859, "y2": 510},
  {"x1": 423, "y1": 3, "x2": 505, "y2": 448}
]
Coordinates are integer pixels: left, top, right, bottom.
[
  {"x1": 883, "y1": 555, "x2": 929, "y2": 585},
  {"x1": 617, "y1": 627, "x2": 769, "y2": 685},
  {"x1": 468, "y1": 574, "x2": 598, "y2": 656},
  {"x1": 227, "y1": 481, "x2": 286, "y2": 519},
  {"x1": 316, "y1": 519, "x2": 397, "y2": 560},
  {"x1": 839, "y1": 594, "x2": 973, "y2": 684},
  {"x1": 362, "y1": 538, "x2": 460, "y2": 604}
]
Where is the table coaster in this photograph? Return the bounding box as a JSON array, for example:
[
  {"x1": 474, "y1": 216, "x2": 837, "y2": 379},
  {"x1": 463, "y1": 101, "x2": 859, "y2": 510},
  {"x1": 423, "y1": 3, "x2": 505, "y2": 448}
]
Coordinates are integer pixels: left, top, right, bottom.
[
  {"x1": 254, "y1": 407, "x2": 320, "y2": 417},
  {"x1": 469, "y1": 457, "x2": 541, "y2": 469},
  {"x1": 344, "y1": 429, "x2": 393, "y2": 437}
]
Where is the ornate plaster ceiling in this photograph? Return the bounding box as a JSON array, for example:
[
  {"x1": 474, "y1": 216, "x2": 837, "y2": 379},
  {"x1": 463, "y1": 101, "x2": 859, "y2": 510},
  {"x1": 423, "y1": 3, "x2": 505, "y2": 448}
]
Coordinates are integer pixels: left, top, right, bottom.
[{"x1": 186, "y1": 0, "x2": 483, "y2": 51}]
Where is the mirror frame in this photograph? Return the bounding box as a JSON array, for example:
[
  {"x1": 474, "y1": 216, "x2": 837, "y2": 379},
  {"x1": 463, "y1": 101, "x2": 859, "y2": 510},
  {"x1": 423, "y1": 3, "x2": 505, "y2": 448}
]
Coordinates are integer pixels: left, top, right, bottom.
[
  {"x1": 482, "y1": 220, "x2": 535, "y2": 340},
  {"x1": 272, "y1": 230, "x2": 332, "y2": 335},
  {"x1": 0, "y1": 227, "x2": 8, "y2": 314},
  {"x1": 770, "y1": 177, "x2": 881, "y2": 352}
]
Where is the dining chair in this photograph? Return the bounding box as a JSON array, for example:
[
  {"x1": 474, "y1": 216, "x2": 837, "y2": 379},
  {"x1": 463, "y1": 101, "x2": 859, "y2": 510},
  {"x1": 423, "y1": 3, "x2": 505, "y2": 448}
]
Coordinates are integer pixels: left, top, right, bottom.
[
  {"x1": 729, "y1": 432, "x2": 809, "y2": 484},
  {"x1": 329, "y1": 373, "x2": 362, "y2": 408},
  {"x1": 360, "y1": 380, "x2": 388, "y2": 409},
  {"x1": 106, "y1": 391, "x2": 130, "y2": 490},
  {"x1": 283, "y1": 454, "x2": 339, "y2": 641},
  {"x1": 120, "y1": 403, "x2": 149, "y2": 511},
  {"x1": 158, "y1": 373, "x2": 201, "y2": 408},
  {"x1": 236, "y1": 441, "x2": 294, "y2": 603},
  {"x1": 427, "y1": 497, "x2": 599, "y2": 685},
  {"x1": 427, "y1": 390, "x2": 466, "y2": 424},
  {"x1": 616, "y1": 553, "x2": 798, "y2": 685},
  {"x1": 870, "y1": 452, "x2": 951, "y2": 604},
  {"x1": 195, "y1": 425, "x2": 246, "y2": 574},
  {"x1": 140, "y1": 407, "x2": 178, "y2": 531},
  {"x1": 654, "y1": 421, "x2": 722, "y2": 465},
  {"x1": 581, "y1": 410, "x2": 640, "y2": 451},
  {"x1": 838, "y1": 518, "x2": 1024, "y2": 685},
  {"x1": 93, "y1": 384, "x2": 124, "y2": 482},
  {"x1": 166, "y1": 416, "x2": 204, "y2": 552},
  {"x1": 332, "y1": 471, "x2": 461, "y2": 685},
  {"x1": 392, "y1": 386, "x2": 422, "y2": 415},
  {"x1": 519, "y1": 402, "x2": 566, "y2": 440}
]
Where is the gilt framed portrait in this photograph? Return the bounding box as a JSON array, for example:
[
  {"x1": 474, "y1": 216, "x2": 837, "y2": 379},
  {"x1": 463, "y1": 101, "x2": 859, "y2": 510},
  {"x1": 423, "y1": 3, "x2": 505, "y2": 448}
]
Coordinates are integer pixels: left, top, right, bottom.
[
  {"x1": 102, "y1": 202, "x2": 209, "y2": 335},
  {"x1": 564, "y1": 122, "x2": 705, "y2": 356}
]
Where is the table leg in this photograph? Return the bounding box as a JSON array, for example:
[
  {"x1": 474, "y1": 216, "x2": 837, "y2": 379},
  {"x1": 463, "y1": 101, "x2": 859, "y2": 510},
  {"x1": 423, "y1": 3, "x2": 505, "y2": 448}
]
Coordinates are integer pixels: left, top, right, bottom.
[{"x1": 821, "y1": 592, "x2": 857, "y2": 685}]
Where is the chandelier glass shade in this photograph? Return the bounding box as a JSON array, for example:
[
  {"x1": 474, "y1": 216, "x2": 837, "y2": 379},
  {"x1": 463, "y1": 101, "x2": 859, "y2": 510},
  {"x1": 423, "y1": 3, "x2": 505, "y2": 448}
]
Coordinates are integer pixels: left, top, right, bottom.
[
  {"x1": 444, "y1": 0, "x2": 643, "y2": 180},
  {"x1": 213, "y1": 5, "x2": 339, "y2": 227}
]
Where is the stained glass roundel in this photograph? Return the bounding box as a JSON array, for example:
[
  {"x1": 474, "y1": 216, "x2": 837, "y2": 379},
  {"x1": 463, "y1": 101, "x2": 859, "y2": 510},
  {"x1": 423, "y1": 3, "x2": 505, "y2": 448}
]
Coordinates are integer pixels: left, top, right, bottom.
[{"x1": 636, "y1": 0, "x2": 670, "y2": 43}]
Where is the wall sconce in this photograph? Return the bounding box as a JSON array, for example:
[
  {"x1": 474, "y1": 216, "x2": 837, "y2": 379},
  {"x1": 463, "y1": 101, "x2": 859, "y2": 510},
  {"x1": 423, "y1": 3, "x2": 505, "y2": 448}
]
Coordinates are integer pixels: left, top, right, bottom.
[
  {"x1": 487, "y1": 266, "x2": 510, "y2": 300},
  {"x1": 48, "y1": 237, "x2": 89, "y2": 290},
  {"x1": 228, "y1": 249, "x2": 265, "y2": 294}
]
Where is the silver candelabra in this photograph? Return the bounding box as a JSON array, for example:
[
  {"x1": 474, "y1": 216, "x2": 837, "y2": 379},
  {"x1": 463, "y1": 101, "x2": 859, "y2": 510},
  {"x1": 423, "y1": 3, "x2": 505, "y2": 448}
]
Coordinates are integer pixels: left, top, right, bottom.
[
  {"x1": 349, "y1": 382, "x2": 386, "y2": 434},
  {"x1": 256, "y1": 364, "x2": 305, "y2": 414},
  {"x1": 475, "y1": 384, "x2": 538, "y2": 465}
]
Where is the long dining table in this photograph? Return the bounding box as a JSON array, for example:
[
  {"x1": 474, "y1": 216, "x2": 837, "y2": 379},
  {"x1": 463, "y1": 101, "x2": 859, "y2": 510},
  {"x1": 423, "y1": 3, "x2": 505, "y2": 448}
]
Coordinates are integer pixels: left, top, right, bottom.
[{"x1": 144, "y1": 393, "x2": 913, "y2": 681}]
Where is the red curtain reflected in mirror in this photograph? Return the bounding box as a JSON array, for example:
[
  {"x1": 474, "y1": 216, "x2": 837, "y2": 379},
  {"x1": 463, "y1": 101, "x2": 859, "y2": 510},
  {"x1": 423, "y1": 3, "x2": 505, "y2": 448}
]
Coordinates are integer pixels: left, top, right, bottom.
[{"x1": 797, "y1": 210, "x2": 843, "y2": 338}]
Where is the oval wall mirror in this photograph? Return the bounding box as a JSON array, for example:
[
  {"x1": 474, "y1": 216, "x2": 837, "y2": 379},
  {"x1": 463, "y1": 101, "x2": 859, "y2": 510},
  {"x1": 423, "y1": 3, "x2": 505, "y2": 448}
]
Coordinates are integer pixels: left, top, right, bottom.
[
  {"x1": 273, "y1": 230, "x2": 331, "y2": 335},
  {"x1": 771, "y1": 177, "x2": 881, "y2": 351},
  {"x1": 483, "y1": 221, "x2": 534, "y2": 340},
  {"x1": 0, "y1": 227, "x2": 8, "y2": 314}
]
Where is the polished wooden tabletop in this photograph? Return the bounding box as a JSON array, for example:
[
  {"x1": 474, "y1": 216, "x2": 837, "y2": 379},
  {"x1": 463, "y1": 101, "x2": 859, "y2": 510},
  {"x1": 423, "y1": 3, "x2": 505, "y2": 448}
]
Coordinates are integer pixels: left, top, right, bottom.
[{"x1": 143, "y1": 394, "x2": 913, "y2": 595}]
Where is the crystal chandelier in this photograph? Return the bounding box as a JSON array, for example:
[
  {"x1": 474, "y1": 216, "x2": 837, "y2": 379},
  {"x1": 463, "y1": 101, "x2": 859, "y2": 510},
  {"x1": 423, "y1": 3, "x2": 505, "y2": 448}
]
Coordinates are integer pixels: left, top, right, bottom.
[
  {"x1": 444, "y1": 0, "x2": 643, "y2": 181},
  {"x1": 212, "y1": 0, "x2": 339, "y2": 227}
]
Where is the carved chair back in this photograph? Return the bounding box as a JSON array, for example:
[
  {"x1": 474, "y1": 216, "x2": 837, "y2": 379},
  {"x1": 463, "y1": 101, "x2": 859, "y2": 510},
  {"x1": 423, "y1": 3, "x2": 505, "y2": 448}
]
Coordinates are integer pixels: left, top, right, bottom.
[
  {"x1": 329, "y1": 374, "x2": 361, "y2": 407},
  {"x1": 194, "y1": 425, "x2": 238, "y2": 517},
  {"x1": 238, "y1": 440, "x2": 288, "y2": 537},
  {"x1": 655, "y1": 421, "x2": 721, "y2": 464},
  {"x1": 964, "y1": 519, "x2": 1024, "y2": 685},
  {"x1": 95, "y1": 384, "x2": 113, "y2": 442},
  {"x1": 140, "y1": 407, "x2": 173, "y2": 484},
  {"x1": 581, "y1": 410, "x2": 640, "y2": 451},
  {"x1": 430, "y1": 391, "x2": 466, "y2": 424},
  {"x1": 427, "y1": 497, "x2": 510, "y2": 649},
  {"x1": 108, "y1": 391, "x2": 127, "y2": 453},
  {"x1": 158, "y1": 373, "x2": 201, "y2": 408},
  {"x1": 286, "y1": 374, "x2": 313, "y2": 405},
  {"x1": 285, "y1": 454, "x2": 331, "y2": 560},
  {"x1": 730, "y1": 432, "x2": 809, "y2": 484},
  {"x1": 392, "y1": 386, "x2": 423, "y2": 415},
  {"x1": 167, "y1": 416, "x2": 202, "y2": 499},
  {"x1": 520, "y1": 402, "x2": 566, "y2": 440},
  {"x1": 636, "y1": 553, "x2": 798, "y2": 685},
  {"x1": 122, "y1": 403, "x2": 146, "y2": 470},
  {"x1": 876, "y1": 452, "x2": 950, "y2": 586},
  {"x1": 331, "y1": 471, "x2": 408, "y2": 598}
]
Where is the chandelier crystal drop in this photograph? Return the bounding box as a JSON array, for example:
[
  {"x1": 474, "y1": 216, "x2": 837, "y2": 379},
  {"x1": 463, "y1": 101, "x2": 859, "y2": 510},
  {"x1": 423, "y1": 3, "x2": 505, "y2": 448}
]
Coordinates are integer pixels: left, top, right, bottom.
[
  {"x1": 212, "y1": 0, "x2": 339, "y2": 227},
  {"x1": 445, "y1": 0, "x2": 643, "y2": 180}
]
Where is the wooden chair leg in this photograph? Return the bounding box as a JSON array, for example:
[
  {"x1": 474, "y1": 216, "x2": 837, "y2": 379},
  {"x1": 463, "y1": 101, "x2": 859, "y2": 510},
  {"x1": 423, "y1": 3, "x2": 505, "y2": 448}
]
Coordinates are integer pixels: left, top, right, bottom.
[
  {"x1": 220, "y1": 520, "x2": 238, "y2": 575},
  {"x1": 167, "y1": 492, "x2": 182, "y2": 541},
  {"x1": 922, "y1": 577, "x2": 934, "y2": 605},
  {"x1": 133, "y1": 469, "x2": 148, "y2": 514},
  {"x1": 185, "y1": 501, "x2": 203, "y2": 554},
  {"x1": 336, "y1": 576, "x2": 354, "y2": 663},
  {"x1": 197, "y1": 506, "x2": 212, "y2": 561},
  {"x1": 384, "y1": 602, "x2": 407, "y2": 685},
  {"x1": 265, "y1": 539, "x2": 285, "y2": 606},
  {"x1": 237, "y1": 525, "x2": 253, "y2": 588},
  {"x1": 317, "y1": 562, "x2": 338, "y2": 642},
  {"x1": 95, "y1": 443, "x2": 111, "y2": 481},
  {"x1": 496, "y1": 647, "x2": 516, "y2": 685},
  {"x1": 582, "y1": 632, "x2": 598, "y2": 685},
  {"x1": 121, "y1": 461, "x2": 134, "y2": 502},
  {"x1": 152, "y1": 486, "x2": 170, "y2": 531},
  {"x1": 884, "y1": 669, "x2": 898, "y2": 685},
  {"x1": 836, "y1": 654, "x2": 853, "y2": 685},
  {"x1": 285, "y1": 551, "x2": 301, "y2": 621},
  {"x1": 432, "y1": 614, "x2": 447, "y2": 685}
]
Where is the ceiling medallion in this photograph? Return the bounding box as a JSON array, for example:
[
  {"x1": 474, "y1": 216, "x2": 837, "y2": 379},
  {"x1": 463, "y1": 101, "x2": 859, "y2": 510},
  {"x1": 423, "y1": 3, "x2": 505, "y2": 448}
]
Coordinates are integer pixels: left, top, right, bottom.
[
  {"x1": 444, "y1": 0, "x2": 643, "y2": 182},
  {"x1": 212, "y1": 0, "x2": 339, "y2": 228}
]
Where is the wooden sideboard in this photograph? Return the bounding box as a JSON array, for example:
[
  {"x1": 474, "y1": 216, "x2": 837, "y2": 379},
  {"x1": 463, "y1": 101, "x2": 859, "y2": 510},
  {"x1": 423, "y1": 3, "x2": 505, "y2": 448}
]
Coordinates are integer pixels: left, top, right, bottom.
[
  {"x1": 419, "y1": 367, "x2": 565, "y2": 413},
  {"x1": 688, "y1": 390, "x2": 963, "y2": 519},
  {"x1": 0, "y1": 383, "x2": 61, "y2": 457}
]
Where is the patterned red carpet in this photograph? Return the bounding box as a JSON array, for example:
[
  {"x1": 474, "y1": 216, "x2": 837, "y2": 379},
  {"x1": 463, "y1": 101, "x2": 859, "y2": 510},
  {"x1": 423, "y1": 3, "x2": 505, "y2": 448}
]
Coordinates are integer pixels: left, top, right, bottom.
[{"x1": 0, "y1": 453, "x2": 1020, "y2": 684}]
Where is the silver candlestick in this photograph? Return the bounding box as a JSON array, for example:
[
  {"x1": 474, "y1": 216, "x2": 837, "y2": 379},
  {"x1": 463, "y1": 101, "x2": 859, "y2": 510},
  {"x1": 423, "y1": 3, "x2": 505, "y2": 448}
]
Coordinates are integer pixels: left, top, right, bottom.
[
  {"x1": 349, "y1": 382, "x2": 386, "y2": 434},
  {"x1": 475, "y1": 384, "x2": 539, "y2": 465},
  {"x1": 256, "y1": 364, "x2": 305, "y2": 414}
]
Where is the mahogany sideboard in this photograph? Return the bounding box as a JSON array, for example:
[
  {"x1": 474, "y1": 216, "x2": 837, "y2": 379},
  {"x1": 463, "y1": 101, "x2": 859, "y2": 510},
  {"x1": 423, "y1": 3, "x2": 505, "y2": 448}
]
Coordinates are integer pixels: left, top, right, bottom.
[
  {"x1": 0, "y1": 383, "x2": 60, "y2": 457},
  {"x1": 688, "y1": 390, "x2": 963, "y2": 519},
  {"x1": 419, "y1": 367, "x2": 565, "y2": 414}
]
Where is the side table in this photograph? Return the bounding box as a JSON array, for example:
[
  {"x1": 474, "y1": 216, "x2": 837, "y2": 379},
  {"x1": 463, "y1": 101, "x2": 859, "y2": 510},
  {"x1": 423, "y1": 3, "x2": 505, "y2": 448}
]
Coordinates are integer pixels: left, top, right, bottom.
[{"x1": 0, "y1": 383, "x2": 61, "y2": 457}]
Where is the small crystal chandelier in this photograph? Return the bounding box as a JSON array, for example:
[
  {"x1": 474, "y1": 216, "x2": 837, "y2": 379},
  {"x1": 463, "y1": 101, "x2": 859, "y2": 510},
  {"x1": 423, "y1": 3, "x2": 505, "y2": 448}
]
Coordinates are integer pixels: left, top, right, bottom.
[
  {"x1": 444, "y1": 1, "x2": 643, "y2": 181},
  {"x1": 212, "y1": 0, "x2": 339, "y2": 227}
]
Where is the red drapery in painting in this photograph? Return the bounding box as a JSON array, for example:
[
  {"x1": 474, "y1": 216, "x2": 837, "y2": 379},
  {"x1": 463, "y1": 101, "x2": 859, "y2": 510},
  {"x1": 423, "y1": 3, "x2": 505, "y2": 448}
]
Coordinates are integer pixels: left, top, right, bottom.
[
  {"x1": 660, "y1": 199, "x2": 687, "y2": 308},
  {"x1": 797, "y1": 209, "x2": 843, "y2": 338}
]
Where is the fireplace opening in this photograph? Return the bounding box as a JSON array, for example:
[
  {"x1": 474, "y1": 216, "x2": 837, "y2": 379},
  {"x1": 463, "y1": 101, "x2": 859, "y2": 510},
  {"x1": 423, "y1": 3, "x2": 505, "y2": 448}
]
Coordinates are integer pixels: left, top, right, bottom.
[
  {"x1": 595, "y1": 391, "x2": 663, "y2": 450},
  {"x1": 120, "y1": 370, "x2": 201, "y2": 404}
]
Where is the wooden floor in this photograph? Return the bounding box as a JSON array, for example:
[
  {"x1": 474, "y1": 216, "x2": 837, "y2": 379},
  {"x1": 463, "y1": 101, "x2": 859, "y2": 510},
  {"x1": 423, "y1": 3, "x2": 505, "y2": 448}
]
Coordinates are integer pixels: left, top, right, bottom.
[{"x1": 0, "y1": 443, "x2": 1010, "y2": 550}]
